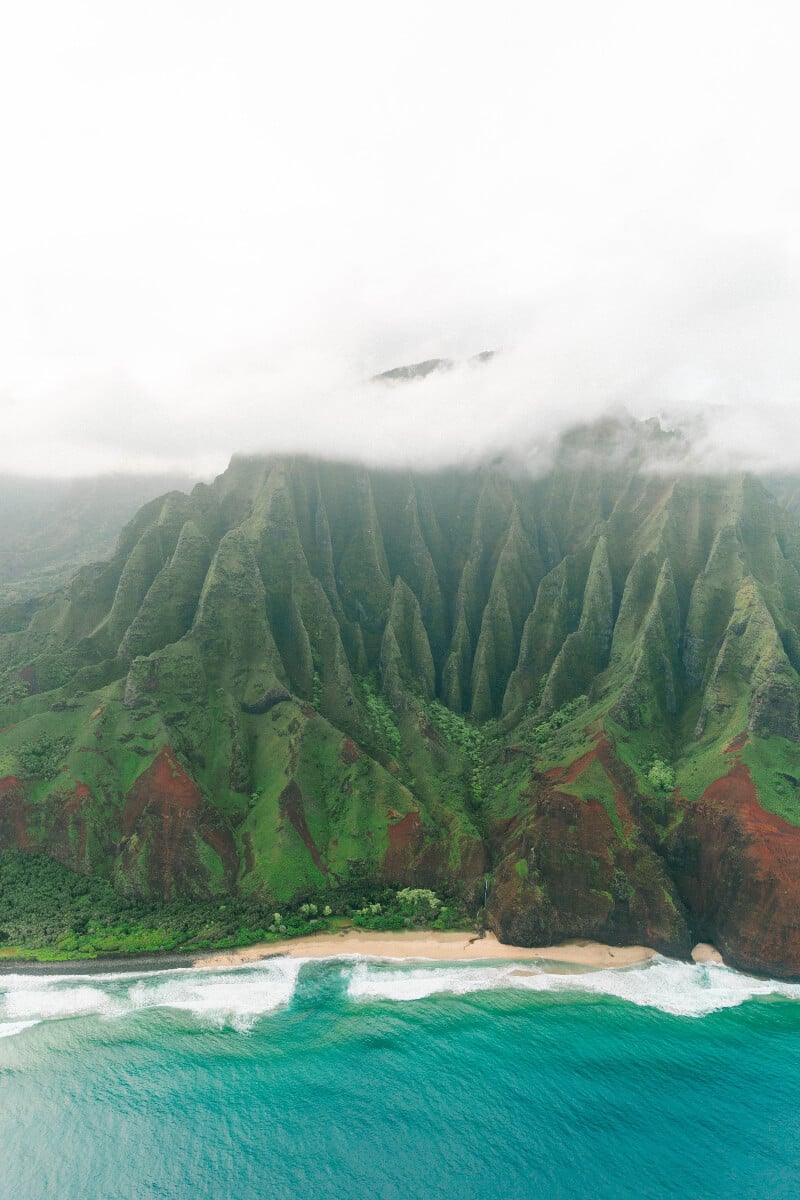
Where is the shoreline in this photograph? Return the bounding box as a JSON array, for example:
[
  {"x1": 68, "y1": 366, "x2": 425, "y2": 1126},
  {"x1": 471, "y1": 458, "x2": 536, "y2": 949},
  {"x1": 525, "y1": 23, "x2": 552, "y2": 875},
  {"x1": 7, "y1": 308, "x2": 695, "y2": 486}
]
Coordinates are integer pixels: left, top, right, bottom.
[
  {"x1": 0, "y1": 951, "x2": 197, "y2": 977},
  {"x1": 0, "y1": 932, "x2": 728, "y2": 977},
  {"x1": 194, "y1": 930, "x2": 658, "y2": 971},
  {"x1": 0, "y1": 934, "x2": 655, "y2": 976}
]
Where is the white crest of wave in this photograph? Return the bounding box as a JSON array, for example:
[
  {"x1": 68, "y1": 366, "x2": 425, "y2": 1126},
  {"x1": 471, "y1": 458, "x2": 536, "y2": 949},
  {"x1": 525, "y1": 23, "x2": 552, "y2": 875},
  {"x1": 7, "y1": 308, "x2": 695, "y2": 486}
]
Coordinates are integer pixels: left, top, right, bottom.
[
  {"x1": 0, "y1": 1020, "x2": 41, "y2": 1039},
  {"x1": 124, "y1": 957, "x2": 305, "y2": 1031},
  {"x1": 347, "y1": 962, "x2": 516, "y2": 1003},
  {"x1": 346, "y1": 956, "x2": 800, "y2": 1018},
  {"x1": 4, "y1": 984, "x2": 115, "y2": 1020},
  {"x1": 0, "y1": 957, "x2": 305, "y2": 1033}
]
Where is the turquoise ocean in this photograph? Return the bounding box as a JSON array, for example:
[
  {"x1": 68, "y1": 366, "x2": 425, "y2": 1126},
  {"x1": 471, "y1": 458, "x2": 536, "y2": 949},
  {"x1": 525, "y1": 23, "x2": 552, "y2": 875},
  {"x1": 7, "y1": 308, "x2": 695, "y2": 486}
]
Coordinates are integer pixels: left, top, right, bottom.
[{"x1": 3, "y1": 953, "x2": 800, "y2": 1199}]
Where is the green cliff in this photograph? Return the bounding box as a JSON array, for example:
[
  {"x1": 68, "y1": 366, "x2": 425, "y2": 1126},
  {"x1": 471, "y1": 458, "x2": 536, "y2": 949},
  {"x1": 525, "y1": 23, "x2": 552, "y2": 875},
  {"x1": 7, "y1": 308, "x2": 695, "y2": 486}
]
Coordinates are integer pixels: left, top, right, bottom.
[{"x1": 3, "y1": 426, "x2": 800, "y2": 974}]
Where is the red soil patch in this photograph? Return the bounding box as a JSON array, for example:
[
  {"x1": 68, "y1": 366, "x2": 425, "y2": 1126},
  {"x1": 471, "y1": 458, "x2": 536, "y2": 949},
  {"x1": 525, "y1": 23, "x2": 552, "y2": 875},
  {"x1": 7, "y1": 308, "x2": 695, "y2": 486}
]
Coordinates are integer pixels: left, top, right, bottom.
[
  {"x1": 700, "y1": 759, "x2": 758, "y2": 810},
  {"x1": 383, "y1": 810, "x2": 423, "y2": 880},
  {"x1": 701, "y1": 760, "x2": 800, "y2": 855},
  {"x1": 278, "y1": 779, "x2": 327, "y2": 876},
  {"x1": 70, "y1": 783, "x2": 91, "y2": 864},
  {"x1": 546, "y1": 735, "x2": 635, "y2": 842},
  {"x1": 122, "y1": 747, "x2": 238, "y2": 901},
  {"x1": 122, "y1": 748, "x2": 201, "y2": 836},
  {"x1": 48, "y1": 781, "x2": 92, "y2": 868},
  {"x1": 242, "y1": 831, "x2": 255, "y2": 875},
  {"x1": 203, "y1": 827, "x2": 240, "y2": 879},
  {"x1": 489, "y1": 749, "x2": 689, "y2": 955},
  {"x1": 725, "y1": 731, "x2": 748, "y2": 754},
  {"x1": 0, "y1": 777, "x2": 96, "y2": 871},
  {"x1": 546, "y1": 730, "x2": 605, "y2": 784},
  {"x1": 678, "y1": 759, "x2": 800, "y2": 976},
  {"x1": 495, "y1": 790, "x2": 617, "y2": 934},
  {"x1": 555, "y1": 745, "x2": 599, "y2": 785},
  {"x1": 0, "y1": 776, "x2": 30, "y2": 851},
  {"x1": 595, "y1": 738, "x2": 637, "y2": 842},
  {"x1": 546, "y1": 789, "x2": 611, "y2": 842},
  {"x1": 340, "y1": 738, "x2": 360, "y2": 765}
]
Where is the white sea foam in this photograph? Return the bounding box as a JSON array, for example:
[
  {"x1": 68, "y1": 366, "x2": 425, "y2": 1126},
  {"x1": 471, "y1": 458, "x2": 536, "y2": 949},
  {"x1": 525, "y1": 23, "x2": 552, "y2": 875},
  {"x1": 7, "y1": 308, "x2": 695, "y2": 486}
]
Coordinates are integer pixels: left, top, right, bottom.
[
  {"x1": 4, "y1": 954, "x2": 800, "y2": 1036},
  {"x1": 345, "y1": 956, "x2": 800, "y2": 1018},
  {"x1": 4, "y1": 983, "x2": 117, "y2": 1020},
  {"x1": 0, "y1": 1020, "x2": 41, "y2": 1039},
  {"x1": 347, "y1": 962, "x2": 516, "y2": 1003},
  {"x1": 124, "y1": 956, "x2": 305, "y2": 1031},
  {"x1": 0, "y1": 957, "x2": 305, "y2": 1034}
]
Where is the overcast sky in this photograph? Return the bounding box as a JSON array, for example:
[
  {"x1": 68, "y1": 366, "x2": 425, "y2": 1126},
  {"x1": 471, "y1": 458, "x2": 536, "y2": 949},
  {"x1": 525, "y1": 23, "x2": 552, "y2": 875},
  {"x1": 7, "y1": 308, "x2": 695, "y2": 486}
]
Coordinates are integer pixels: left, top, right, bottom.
[{"x1": 2, "y1": 1, "x2": 799, "y2": 478}]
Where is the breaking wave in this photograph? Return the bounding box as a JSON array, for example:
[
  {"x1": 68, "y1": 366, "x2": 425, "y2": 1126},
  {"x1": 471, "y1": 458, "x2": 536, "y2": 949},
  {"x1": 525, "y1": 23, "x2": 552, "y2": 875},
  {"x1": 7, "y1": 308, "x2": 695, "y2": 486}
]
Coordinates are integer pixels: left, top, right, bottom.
[
  {"x1": 345, "y1": 955, "x2": 800, "y2": 1018},
  {"x1": 0, "y1": 1019, "x2": 41, "y2": 1039},
  {"x1": 4, "y1": 953, "x2": 800, "y2": 1041},
  {"x1": 0, "y1": 957, "x2": 305, "y2": 1035}
]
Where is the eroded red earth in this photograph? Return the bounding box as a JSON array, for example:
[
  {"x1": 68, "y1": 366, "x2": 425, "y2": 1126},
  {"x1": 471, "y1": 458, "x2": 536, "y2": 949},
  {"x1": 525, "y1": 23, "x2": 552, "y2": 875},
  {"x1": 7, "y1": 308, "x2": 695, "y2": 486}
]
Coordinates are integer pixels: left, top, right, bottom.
[
  {"x1": 120, "y1": 746, "x2": 238, "y2": 901},
  {"x1": 674, "y1": 757, "x2": 800, "y2": 976},
  {"x1": 547, "y1": 733, "x2": 636, "y2": 843},
  {"x1": 0, "y1": 776, "x2": 31, "y2": 851},
  {"x1": 278, "y1": 779, "x2": 327, "y2": 876},
  {"x1": 340, "y1": 738, "x2": 360, "y2": 765},
  {"x1": 383, "y1": 811, "x2": 423, "y2": 880},
  {"x1": 488, "y1": 733, "x2": 690, "y2": 956}
]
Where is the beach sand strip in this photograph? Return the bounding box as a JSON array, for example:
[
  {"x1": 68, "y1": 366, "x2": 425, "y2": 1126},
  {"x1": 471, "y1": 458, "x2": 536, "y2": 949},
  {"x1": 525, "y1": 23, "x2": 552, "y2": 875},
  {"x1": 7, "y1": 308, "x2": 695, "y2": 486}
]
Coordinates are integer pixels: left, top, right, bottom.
[{"x1": 195, "y1": 930, "x2": 656, "y2": 971}]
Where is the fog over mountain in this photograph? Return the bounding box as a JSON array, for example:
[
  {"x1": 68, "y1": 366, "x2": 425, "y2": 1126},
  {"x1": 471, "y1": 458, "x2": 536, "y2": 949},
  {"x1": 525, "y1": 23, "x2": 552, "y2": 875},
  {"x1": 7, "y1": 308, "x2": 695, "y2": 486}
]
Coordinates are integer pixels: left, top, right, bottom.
[{"x1": 2, "y1": 2, "x2": 799, "y2": 478}]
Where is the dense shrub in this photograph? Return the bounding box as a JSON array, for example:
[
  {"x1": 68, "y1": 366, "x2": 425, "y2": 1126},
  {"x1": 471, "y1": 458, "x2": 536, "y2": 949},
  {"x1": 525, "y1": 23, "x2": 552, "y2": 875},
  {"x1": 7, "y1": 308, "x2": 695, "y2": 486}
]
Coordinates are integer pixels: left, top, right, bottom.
[
  {"x1": 362, "y1": 679, "x2": 401, "y2": 755},
  {"x1": 17, "y1": 734, "x2": 73, "y2": 780},
  {"x1": 531, "y1": 695, "x2": 588, "y2": 746},
  {"x1": 646, "y1": 758, "x2": 676, "y2": 793},
  {"x1": 427, "y1": 701, "x2": 489, "y2": 803},
  {"x1": 0, "y1": 853, "x2": 469, "y2": 959}
]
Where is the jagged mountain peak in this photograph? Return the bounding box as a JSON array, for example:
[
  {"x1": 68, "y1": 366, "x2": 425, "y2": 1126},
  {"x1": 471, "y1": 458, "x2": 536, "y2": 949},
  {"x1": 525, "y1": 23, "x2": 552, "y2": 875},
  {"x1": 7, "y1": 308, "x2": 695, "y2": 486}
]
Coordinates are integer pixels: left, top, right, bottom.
[{"x1": 371, "y1": 349, "x2": 498, "y2": 384}]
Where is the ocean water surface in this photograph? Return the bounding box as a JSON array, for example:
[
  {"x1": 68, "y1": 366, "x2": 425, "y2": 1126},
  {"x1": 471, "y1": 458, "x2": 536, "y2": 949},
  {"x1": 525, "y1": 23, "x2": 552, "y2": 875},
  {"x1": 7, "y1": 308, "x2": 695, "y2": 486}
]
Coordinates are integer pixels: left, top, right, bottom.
[{"x1": 2, "y1": 953, "x2": 800, "y2": 1199}]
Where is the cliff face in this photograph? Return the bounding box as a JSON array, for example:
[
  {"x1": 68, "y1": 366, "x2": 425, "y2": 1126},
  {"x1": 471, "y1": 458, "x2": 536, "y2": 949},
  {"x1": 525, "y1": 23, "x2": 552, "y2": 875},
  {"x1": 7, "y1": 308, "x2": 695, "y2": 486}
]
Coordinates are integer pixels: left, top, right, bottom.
[
  {"x1": 487, "y1": 734, "x2": 692, "y2": 959},
  {"x1": 667, "y1": 748, "x2": 800, "y2": 976},
  {"x1": 2, "y1": 433, "x2": 800, "y2": 973}
]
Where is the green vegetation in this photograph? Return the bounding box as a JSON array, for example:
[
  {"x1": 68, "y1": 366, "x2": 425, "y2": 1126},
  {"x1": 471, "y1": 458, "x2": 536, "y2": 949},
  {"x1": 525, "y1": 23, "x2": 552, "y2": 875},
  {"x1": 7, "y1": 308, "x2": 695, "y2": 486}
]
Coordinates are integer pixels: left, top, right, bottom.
[
  {"x1": 0, "y1": 852, "x2": 468, "y2": 961},
  {"x1": 531, "y1": 695, "x2": 589, "y2": 746},
  {"x1": 426, "y1": 700, "x2": 491, "y2": 803},
  {"x1": 361, "y1": 677, "x2": 401, "y2": 756},
  {"x1": 0, "y1": 667, "x2": 30, "y2": 706},
  {"x1": 350, "y1": 886, "x2": 462, "y2": 932},
  {"x1": 0, "y1": 851, "x2": 270, "y2": 959},
  {"x1": 2, "y1": 440, "x2": 800, "y2": 963},
  {"x1": 743, "y1": 735, "x2": 800, "y2": 825},
  {"x1": 17, "y1": 733, "x2": 73, "y2": 780},
  {"x1": 562, "y1": 757, "x2": 627, "y2": 844},
  {"x1": 427, "y1": 701, "x2": 484, "y2": 758},
  {"x1": 646, "y1": 758, "x2": 676, "y2": 794}
]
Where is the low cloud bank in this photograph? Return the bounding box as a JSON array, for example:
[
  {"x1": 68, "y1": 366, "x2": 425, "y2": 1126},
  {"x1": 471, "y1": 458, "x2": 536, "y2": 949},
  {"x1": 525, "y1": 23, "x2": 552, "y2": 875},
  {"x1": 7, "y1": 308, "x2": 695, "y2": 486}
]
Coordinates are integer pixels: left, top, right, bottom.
[
  {"x1": 5, "y1": 234, "x2": 800, "y2": 483},
  {"x1": 3, "y1": 6, "x2": 799, "y2": 482}
]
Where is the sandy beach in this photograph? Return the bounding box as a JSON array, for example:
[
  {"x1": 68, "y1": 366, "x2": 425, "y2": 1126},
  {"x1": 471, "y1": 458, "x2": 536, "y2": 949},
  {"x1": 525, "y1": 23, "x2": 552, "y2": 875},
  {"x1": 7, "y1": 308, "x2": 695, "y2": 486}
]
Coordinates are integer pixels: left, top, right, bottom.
[{"x1": 194, "y1": 930, "x2": 656, "y2": 970}]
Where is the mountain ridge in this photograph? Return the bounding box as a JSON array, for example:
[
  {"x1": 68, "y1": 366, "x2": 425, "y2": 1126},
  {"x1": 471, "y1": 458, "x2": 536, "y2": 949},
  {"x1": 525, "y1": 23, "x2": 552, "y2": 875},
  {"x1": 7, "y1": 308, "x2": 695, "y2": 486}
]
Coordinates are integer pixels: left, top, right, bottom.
[
  {"x1": 0, "y1": 472, "x2": 196, "y2": 603},
  {"x1": 2, "y1": 424, "x2": 800, "y2": 974}
]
